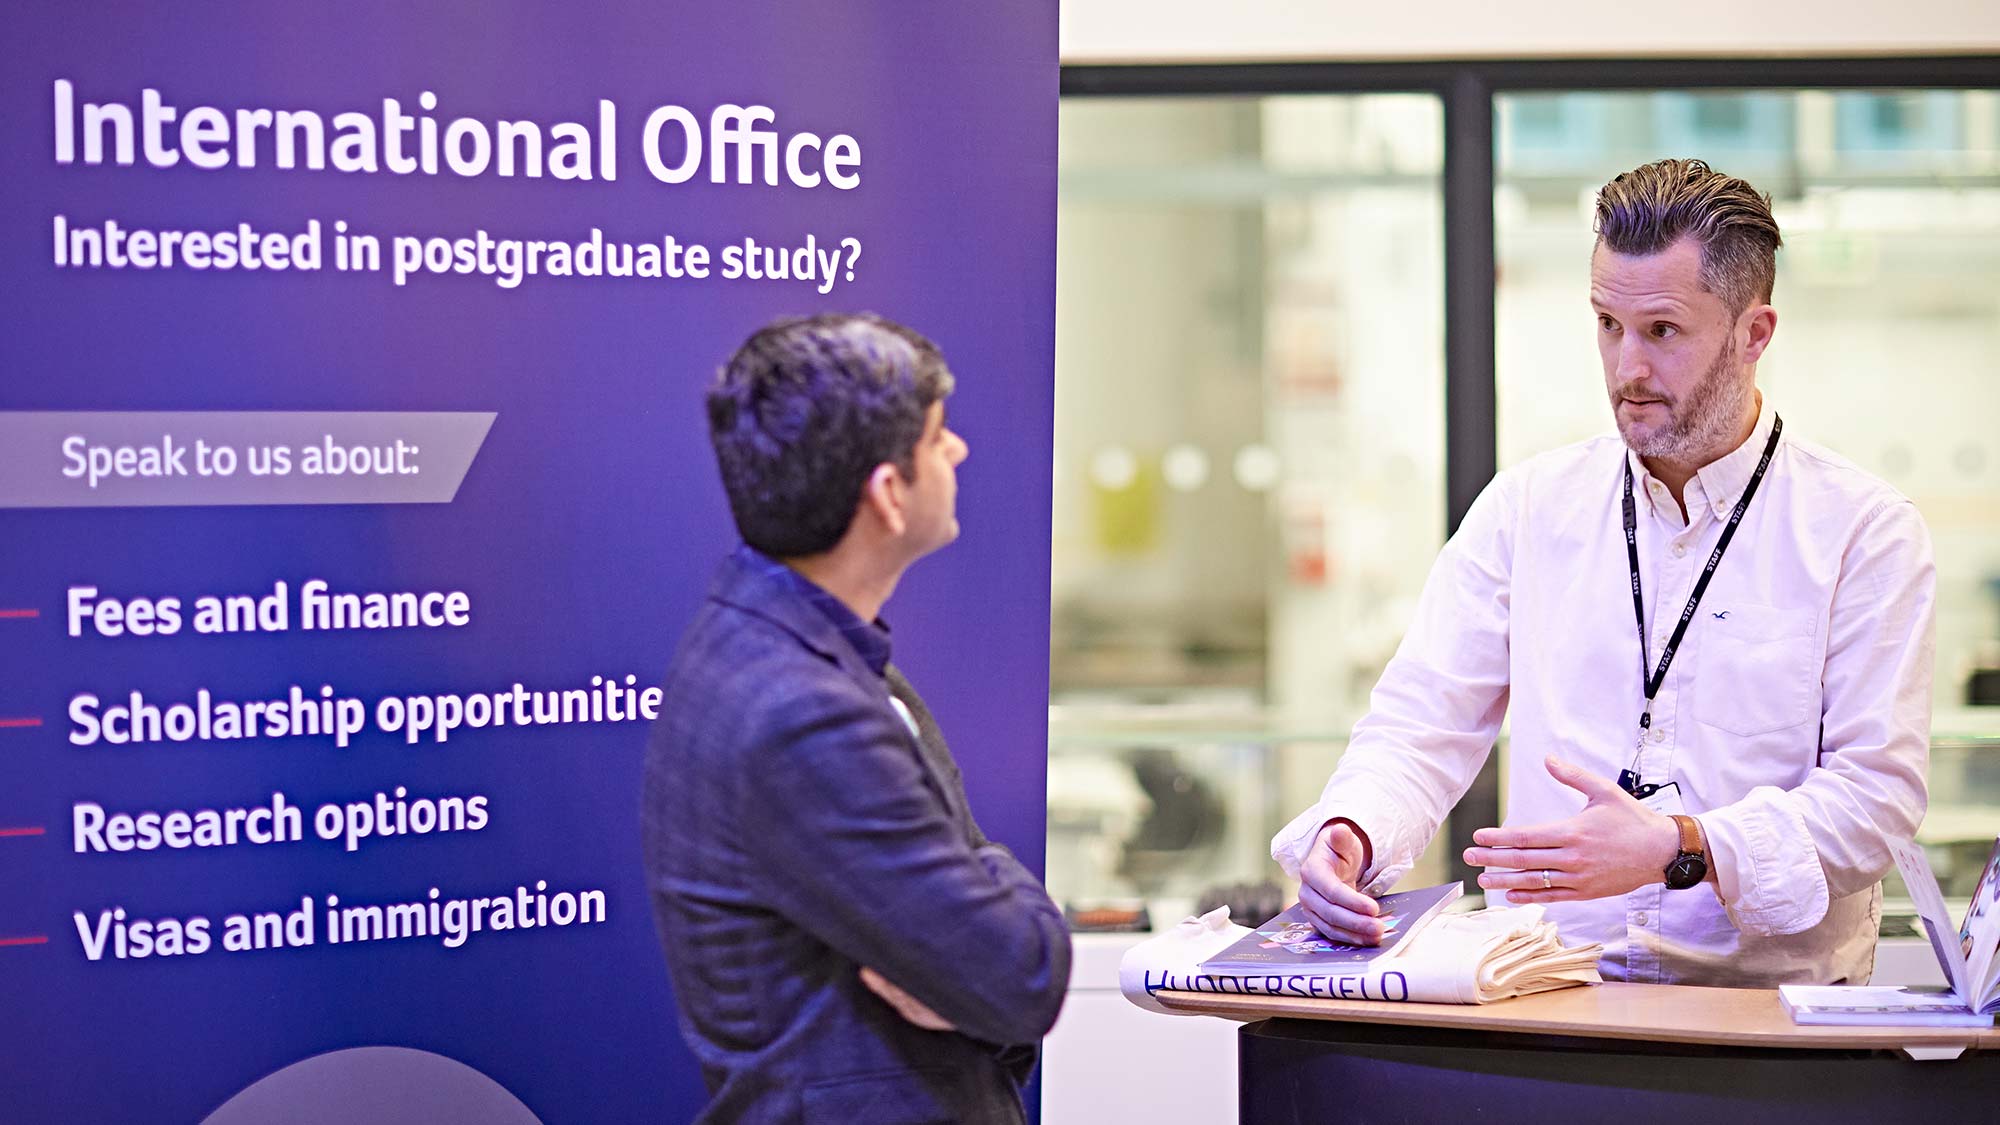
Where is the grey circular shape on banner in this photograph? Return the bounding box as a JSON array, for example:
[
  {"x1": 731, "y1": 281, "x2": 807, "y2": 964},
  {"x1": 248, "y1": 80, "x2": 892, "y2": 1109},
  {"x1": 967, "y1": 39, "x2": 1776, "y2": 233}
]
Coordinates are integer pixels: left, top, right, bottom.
[{"x1": 202, "y1": 1046, "x2": 542, "y2": 1125}]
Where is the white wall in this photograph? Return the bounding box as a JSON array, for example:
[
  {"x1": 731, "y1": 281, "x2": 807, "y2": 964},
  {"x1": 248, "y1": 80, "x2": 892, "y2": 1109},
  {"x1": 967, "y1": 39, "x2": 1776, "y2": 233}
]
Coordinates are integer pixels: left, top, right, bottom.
[{"x1": 1061, "y1": 0, "x2": 2000, "y2": 64}]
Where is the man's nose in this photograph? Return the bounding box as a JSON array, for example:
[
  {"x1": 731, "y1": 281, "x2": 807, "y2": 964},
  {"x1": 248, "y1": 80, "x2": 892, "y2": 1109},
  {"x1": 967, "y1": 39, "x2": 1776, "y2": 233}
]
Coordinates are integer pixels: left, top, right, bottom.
[{"x1": 1615, "y1": 335, "x2": 1649, "y2": 383}]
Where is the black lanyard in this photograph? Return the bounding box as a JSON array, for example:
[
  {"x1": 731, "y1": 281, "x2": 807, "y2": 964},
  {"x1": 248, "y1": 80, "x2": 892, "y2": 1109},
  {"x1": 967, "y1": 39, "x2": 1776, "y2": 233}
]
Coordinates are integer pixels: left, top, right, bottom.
[{"x1": 1618, "y1": 414, "x2": 1783, "y2": 796}]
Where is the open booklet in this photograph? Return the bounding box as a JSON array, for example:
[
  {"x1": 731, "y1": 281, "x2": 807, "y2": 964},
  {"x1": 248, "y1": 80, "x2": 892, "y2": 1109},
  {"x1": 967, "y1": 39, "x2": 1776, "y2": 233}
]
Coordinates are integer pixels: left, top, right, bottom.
[
  {"x1": 1197, "y1": 882, "x2": 1464, "y2": 975},
  {"x1": 1120, "y1": 881, "x2": 1602, "y2": 1013},
  {"x1": 1779, "y1": 837, "x2": 2000, "y2": 1027}
]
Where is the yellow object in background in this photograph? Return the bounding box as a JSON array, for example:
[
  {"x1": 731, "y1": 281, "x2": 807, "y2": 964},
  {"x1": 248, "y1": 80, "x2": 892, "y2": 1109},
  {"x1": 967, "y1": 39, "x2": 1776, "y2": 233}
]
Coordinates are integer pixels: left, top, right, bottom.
[{"x1": 1091, "y1": 454, "x2": 1160, "y2": 555}]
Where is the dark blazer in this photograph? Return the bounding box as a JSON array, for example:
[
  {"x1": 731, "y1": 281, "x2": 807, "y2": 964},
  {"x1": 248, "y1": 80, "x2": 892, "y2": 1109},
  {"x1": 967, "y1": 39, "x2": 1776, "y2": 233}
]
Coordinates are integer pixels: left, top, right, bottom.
[{"x1": 643, "y1": 550, "x2": 1070, "y2": 1124}]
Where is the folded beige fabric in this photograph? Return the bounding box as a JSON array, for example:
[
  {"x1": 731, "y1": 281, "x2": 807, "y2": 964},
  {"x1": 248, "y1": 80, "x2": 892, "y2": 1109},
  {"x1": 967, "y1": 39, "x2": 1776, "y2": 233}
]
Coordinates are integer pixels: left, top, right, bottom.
[{"x1": 1121, "y1": 902, "x2": 1601, "y2": 1014}]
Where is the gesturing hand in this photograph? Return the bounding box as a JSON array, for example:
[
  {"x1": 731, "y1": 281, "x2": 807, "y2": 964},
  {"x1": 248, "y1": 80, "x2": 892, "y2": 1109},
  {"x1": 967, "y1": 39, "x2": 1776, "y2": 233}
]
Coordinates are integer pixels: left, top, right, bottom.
[
  {"x1": 860, "y1": 967, "x2": 955, "y2": 1031},
  {"x1": 1296, "y1": 818, "x2": 1383, "y2": 945},
  {"x1": 1461, "y1": 755, "x2": 1681, "y2": 903}
]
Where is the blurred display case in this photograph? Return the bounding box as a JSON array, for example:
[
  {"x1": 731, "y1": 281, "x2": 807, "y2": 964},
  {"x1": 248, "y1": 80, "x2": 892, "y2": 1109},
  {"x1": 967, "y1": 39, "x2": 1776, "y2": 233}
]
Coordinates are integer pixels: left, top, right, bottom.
[
  {"x1": 1906, "y1": 717, "x2": 2000, "y2": 899},
  {"x1": 1053, "y1": 86, "x2": 2000, "y2": 934},
  {"x1": 1046, "y1": 702, "x2": 1444, "y2": 928},
  {"x1": 1048, "y1": 704, "x2": 2000, "y2": 934}
]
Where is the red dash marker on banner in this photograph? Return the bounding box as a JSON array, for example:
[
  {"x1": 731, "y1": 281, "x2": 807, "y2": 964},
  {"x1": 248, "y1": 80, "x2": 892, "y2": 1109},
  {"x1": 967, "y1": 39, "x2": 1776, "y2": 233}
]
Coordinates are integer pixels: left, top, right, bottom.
[
  {"x1": 0, "y1": 936, "x2": 50, "y2": 947},
  {"x1": 0, "y1": 718, "x2": 44, "y2": 729},
  {"x1": 0, "y1": 826, "x2": 46, "y2": 837},
  {"x1": 0, "y1": 609, "x2": 39, "y2": 619}
]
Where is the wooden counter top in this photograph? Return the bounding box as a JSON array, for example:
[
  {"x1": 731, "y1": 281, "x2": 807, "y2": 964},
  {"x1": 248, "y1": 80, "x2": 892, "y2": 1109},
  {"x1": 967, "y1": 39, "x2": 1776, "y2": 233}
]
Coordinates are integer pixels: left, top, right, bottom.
[{"x1": 1155, "y1": 982, "x2": 2000, "y2": 1052}]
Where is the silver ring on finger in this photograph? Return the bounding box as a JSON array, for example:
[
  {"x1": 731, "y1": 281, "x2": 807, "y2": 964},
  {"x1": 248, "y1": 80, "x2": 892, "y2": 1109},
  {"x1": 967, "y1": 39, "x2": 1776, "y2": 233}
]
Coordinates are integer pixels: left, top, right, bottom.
[{"x1": 1540, "y1": 868, "x2": 1552, "y2": 890}]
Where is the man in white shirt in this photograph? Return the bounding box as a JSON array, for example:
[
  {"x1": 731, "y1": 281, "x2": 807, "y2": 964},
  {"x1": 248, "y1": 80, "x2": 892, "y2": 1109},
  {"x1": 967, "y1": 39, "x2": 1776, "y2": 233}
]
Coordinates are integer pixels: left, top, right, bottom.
[{"x1": 1272, "y1": 158, "x2": 1935, "y2": 986}]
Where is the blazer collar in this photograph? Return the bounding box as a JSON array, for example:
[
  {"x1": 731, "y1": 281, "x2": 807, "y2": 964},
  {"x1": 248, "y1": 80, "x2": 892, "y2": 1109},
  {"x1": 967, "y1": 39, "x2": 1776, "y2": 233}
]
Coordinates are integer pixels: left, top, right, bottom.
[{"x1": 707, "y1": 547, "x2": 882, "y2": 682}]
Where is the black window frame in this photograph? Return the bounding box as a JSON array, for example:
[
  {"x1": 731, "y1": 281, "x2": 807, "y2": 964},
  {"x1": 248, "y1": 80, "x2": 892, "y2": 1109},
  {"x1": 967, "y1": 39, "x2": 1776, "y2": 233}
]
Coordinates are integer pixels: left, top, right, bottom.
[{"x1": 1060, "y1": 55, "x2": 2000, "y2": 883}]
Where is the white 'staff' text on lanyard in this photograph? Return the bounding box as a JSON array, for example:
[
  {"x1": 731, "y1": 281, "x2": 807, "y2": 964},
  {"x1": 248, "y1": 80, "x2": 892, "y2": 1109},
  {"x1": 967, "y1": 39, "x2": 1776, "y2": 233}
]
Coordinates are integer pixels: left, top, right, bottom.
[{"x1": 1618, "y1": 416, "x2": 1785, "y2": 798}]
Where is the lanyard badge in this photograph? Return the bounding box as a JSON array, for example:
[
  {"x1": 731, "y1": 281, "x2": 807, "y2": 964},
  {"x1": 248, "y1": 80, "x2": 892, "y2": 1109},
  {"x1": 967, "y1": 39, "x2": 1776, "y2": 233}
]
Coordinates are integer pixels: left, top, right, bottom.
[{"x1": 1617, "y1": 415, "x2": 1783, "y2": 797}]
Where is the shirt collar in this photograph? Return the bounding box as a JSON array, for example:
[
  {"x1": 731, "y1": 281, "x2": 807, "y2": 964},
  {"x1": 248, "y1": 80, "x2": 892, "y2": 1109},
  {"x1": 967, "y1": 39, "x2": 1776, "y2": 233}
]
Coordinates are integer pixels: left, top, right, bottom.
[
  {"x1": 734, "y1": 544, "x2": 893, "y2": 677},
  {"x1": 1626, "y1": 392, "x2": 1777, "y2": 521},
  {"x1": 1692, "y1": 392, "x2": 1778, "y2": 516}
]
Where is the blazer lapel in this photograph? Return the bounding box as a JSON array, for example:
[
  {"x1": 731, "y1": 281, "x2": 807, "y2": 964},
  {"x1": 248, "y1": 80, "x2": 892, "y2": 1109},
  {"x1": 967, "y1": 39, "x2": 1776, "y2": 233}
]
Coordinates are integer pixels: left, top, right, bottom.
[{"x1": 707, "y1": 551, "x2": 983, "y2": 843}]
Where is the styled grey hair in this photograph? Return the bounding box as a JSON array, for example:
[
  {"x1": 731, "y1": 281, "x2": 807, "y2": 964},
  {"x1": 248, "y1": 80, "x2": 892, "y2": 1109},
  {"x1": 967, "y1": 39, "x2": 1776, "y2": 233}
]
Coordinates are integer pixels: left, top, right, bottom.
[{"x1": 1594, "y1": 158, "x2": 1783, "y2": 314}]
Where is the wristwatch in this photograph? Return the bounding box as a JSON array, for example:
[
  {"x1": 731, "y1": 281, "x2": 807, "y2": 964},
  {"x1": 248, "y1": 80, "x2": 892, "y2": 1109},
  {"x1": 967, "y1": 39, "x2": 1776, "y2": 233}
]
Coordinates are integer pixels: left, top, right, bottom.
[{"x1": 1663, "y1": 813, "x2": 1708, "y2": 890}]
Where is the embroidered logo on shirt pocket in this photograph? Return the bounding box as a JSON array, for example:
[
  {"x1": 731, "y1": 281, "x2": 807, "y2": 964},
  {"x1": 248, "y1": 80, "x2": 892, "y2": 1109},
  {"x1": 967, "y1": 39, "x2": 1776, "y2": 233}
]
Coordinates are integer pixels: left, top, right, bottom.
[{"x1": 1692, "y1": 604, "x2": 1818, "y2": 737}]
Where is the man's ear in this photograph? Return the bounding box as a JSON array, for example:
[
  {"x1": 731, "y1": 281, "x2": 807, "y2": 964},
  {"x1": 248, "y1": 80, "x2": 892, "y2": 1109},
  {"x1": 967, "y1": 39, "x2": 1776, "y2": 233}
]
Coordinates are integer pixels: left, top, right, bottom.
[
  {"x1": 859, "y1": 461, "x2": 907, "y2": 536},
  {"x1": 1740, "y1": 303, "x2": 1778, "y2": 365}
]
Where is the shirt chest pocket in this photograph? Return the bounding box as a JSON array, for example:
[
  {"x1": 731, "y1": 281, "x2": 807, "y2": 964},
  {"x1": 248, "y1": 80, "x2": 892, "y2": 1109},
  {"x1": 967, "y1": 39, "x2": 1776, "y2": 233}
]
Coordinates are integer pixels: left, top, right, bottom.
[{"x1": 1691, "y1": 604, "x2": 1820, "y2": 737}]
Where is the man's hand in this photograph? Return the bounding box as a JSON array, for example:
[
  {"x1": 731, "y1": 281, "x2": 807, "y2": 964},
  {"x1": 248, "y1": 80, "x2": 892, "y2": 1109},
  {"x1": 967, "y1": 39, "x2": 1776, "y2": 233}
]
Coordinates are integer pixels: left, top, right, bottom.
[
  {"x1": 1297, "y1": 818, "x2": 1383, "y2": 945},
  {"x1": 1462, "y1": 755, "x2": 1680, "y2": 903},
  {"x1": 859, "y1": 967, "x2": 955, "y2": 1031}
]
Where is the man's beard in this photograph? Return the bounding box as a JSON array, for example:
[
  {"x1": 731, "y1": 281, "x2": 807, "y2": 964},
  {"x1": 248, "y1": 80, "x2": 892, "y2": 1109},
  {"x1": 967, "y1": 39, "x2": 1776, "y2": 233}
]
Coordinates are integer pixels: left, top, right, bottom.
[{"x1": 1611, "y1": 337, "x2": 1752, "y2": 463}]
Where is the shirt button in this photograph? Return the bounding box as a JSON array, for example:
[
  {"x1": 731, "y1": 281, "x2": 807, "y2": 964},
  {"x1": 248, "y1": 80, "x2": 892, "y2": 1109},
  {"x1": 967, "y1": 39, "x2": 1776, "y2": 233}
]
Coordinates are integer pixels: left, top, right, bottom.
[
  {"x1": 1649, "y1": 730, "x2": 1666, "y2": 743},
  {"x1": 1635, "y1": 912, "x2": 1650, "y2": 925},
  {"x1": 1672, "y1": 544, "x2": 1687, "y2": 558}
]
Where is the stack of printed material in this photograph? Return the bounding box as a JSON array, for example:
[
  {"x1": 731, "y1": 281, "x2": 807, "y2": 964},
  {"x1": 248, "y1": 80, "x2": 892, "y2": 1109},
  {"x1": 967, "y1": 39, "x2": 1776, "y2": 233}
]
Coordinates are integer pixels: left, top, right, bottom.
[
  {"x1": 1121, "y1": 883, "x2": 1602, "y2": 1015},
  {"x1": 1780, "y1": 838, "x2": 2000, "y2": 1027}
]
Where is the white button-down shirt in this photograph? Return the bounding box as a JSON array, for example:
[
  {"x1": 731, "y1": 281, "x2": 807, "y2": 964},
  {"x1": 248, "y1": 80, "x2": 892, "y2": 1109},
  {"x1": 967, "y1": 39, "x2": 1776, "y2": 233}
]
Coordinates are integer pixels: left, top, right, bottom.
[{"x1": 1273, "y1": 398, "x2": 1935, "y2": 986}]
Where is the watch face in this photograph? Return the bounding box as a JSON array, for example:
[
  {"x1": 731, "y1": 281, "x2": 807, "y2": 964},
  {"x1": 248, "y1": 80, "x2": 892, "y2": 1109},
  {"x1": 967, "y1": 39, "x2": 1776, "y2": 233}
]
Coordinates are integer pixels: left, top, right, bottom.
[{"x1": 1665, "y1": 854, "x2": 1707, "y2": 890}]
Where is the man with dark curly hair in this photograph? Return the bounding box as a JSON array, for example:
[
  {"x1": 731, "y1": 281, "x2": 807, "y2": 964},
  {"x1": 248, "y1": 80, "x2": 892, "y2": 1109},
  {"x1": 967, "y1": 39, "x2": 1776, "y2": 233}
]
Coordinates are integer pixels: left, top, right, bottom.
[{"x1": 644, "y1": 313, "x2": 1069, "y2": 1123}]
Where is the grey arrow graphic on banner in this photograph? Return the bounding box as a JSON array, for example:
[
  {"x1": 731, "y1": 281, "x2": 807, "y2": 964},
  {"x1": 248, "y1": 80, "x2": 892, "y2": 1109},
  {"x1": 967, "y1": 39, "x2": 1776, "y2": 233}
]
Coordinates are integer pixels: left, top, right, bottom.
[{"x1": 0, "y1": 411, "x2": 497, "y2": 508}]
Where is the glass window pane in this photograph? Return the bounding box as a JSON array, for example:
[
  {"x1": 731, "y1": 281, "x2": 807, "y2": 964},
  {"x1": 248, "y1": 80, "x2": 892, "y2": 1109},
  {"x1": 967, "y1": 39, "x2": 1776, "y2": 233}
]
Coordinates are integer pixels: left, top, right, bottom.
[
  {"x1": 1495, "y1": 88, "x2": 2000, "y2": 901},
  {"x1": 1050, "y1": 94, "x2": 1446, "y2": 917}
]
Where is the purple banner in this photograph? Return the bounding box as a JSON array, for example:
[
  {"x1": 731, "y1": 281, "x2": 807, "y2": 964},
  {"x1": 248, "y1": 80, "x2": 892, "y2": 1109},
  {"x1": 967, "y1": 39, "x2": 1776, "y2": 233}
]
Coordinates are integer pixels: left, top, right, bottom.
[{"x1": 0, "y1": 3, "x2": 1056, "y2": 1120}]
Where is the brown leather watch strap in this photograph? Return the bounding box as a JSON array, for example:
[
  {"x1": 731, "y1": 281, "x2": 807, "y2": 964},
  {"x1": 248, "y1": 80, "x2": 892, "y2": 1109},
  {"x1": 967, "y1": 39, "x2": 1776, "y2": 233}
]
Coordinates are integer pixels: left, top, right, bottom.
[{"x1": 1669, "y1": 813, "x2": 1704, "y2": 858}]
